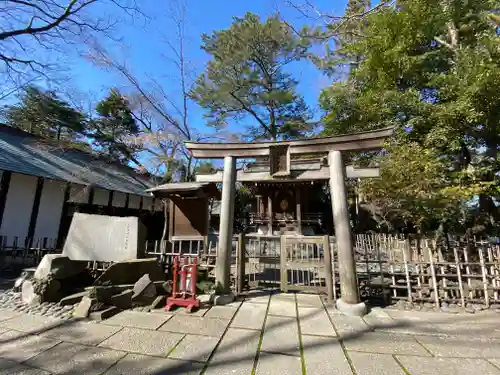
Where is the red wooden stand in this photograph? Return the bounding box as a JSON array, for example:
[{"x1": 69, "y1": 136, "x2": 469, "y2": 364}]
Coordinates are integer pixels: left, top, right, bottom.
[{"x1": 165, "y1": 256, "x2": 200, "y2": 313}]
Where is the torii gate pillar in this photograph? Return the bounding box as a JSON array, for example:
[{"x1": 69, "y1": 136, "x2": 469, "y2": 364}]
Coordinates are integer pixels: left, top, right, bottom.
[{"x1": 329, "y1": 151, "x2": 366, "y2": 316}]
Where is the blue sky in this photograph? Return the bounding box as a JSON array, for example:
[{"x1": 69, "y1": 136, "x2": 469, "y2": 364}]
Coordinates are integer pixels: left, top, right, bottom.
[{"x1": 67, "y1": 0, "x2": 348, "y2": 135}]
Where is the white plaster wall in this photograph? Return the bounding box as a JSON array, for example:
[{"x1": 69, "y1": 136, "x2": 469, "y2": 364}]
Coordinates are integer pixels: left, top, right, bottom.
[
  {"x1": 93, "y1": 188, "x2": 109, "y2": 206},
  {"x1": 0, "y1": 173, "x2": 38, "y2": 245},
  {"x1": 33, "y1": 179, "x2": 66, "y2": 241},
  {"x1": 112, "y1": 191, "x2": 127, "y2": 208},
  {"x1": 128, "y1": 194, "x2": 141, "y2": 209}
]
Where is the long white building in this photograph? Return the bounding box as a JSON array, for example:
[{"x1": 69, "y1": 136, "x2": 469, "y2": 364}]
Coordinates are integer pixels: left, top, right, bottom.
[{"x1": 0, "y1": 125, "x2": 164, "y2": 249}]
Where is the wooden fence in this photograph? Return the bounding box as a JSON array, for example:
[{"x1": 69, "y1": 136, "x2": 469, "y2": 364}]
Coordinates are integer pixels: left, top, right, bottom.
[
  {"x1": 0, "y1": 236, "x2": 58, "y2": 276},
  {"x1": 355, "y1": 234, "x2": 500, "y2": 307},
  {"x1": 147, "y1": 233, "x2": 500, "y2": 307}
]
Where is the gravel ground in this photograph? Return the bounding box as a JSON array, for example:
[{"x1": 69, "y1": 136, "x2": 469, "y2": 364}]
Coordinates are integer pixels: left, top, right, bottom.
[{"x1": 0, "y1": 289, "x2": 76, "y2": 320}]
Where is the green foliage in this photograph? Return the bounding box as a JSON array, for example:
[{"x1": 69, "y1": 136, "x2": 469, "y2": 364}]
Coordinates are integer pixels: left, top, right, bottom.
[
  {"x1": 191, "y1": 12, "x2": 313, "y2": 141},
  {"x1": 88, "y1": 89, "x2": 141, "y2": 165},
  {"x1": 320, "y1": 0, "x2": 500, "y2": 234},
  {"x1": 2, "y1": 85, "x2": 86, "y2": 143}
]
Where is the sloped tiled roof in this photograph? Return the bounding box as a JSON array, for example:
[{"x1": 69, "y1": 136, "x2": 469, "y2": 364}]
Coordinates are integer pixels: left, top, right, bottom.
[{"x1": 0, "y1": 125, "x2": 154, "y2": 196}]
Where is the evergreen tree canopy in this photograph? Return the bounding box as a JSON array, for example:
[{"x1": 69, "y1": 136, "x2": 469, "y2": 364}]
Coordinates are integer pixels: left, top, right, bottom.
[
  {"x1": 2, "y1": 85, "x2": 86, "y2": 142},
  {"x1": 191, "y1": 12, "x2": 313, "y2": 141},
  {"x1": 319, "y1": 0, "x2": 500, "y2": 234},
  {"x1": 89, "y1": 89, "x2": 142, "y2": 165}
]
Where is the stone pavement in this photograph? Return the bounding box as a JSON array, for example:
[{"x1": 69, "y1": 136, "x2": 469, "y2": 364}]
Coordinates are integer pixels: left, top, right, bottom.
[{"x1": 1, "y1": 290, "x2": 500, "y2": 374}]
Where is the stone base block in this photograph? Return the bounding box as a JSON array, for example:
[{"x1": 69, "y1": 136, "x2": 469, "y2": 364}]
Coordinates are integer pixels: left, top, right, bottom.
[
  {"x1": 335, "y1": 299, "x2": 367, "y2": 317},
  {"x1": 210, "y1": 293, "x2": 235, "y2": 306}
]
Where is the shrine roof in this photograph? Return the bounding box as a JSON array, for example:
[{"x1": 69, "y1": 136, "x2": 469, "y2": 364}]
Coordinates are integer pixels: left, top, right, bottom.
[{"x1": 146, "y1": 182, "x2": 221, "y2": 199}]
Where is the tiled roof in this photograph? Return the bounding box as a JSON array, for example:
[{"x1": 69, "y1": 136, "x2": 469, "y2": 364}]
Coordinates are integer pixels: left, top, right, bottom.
[{"x1": 0, "y1": 125, "x2": 154, "y2": 196}]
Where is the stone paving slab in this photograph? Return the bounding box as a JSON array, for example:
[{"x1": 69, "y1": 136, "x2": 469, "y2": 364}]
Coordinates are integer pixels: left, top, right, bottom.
[
  {"x1": 101, "y1": 311, "x2": 173, "y2": 330},
  {"x1": 348, "y1": 352, "x2": 406, "y2": 375},
  {"x1": 295, "y1": 293, "x2": 324, "y2": 307},
  {"x1": 99, "y1": 327, "x2": 184, "y2": 357},
  {"x1": 244, "y1": 293, "x2": 271, "y2": 305},
  {"x1": 256, "y1": 352, "x2": 302, "y2": 375},
  {"x1": 0, "y1": 329, "x2": 60, "y2": 362},
  {"x1": 231, "y1": 302, "x2": 267, "y2": 330},
  {"x1": 204, "y1": 328, "x2": 259, "y2": 375},
  {"x1": 104, "y1": 353, "x2": 204, "y2": 375},
  {"x1": 302, "y1": 334, "x2": 352, "y2": 375},
  {"x1": 204, "y1": 306, "x2": 238, "y2": 320},
  {"x1": 344, "y1": 332, "x2": 431, "y2": 356},
  {"x1": 0, "y1": 358, "x2": 51, "y2": 375},
  {"x1": 41, "y1": 321, "x2": 122, "y2": 346},
  {"x1": 158, "y1": 315, "x2": 229, "y2": 337},
  {"x1": 0, "y1": 364, "x2": 51, "y2": 375},
  {"x1": 298, "y1": 306, "x2": 336, "y2": 336},
  {"x1": 169, "y1": 334, "x2": 220, "y2": 362},
  {"x1": 261, "y1": 315, "x2": 300, "y2": 356},
  {"x1": 328, "y1": 312, "x2": 369, "y2": 338},
  {"x1": 26, "y1": 341, "x2": 126, "y2": 375},
  {"x1": 431, "y1": 322, "x2": 500, "y2": 338},
  {"x1": 0, "y1": 314, "x2": 61, "y2": 334},
  {"x1": 397, "y1": 355, "x2": 500, "y2": 375},
  {"x1": 0, "y1": 308, "x2": 21, "y2": 322},
  {"x1": 268, "y1": 295, "x2": 297, "y2": 317},
  {"x1": 416, "y1": 334, "x2": 500, "y2": 358}
]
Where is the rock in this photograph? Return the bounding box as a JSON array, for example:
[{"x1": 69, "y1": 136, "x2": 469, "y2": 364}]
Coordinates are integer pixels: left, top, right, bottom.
[
  {"x1": 440, "y1": 306, "x2": 459, "y2": 314},
  {"x1": 110, "y1": 289, "x2": 133, "y2": 309},
  {"x1": 34, "y1": 254, "x2": 86, "y2": 280},
  {"x1": 489, "y1": 304, "x2": 500, "y2": 310},
  {"x1": 89, "y1": 306, "x2": 121, "y2": 321},
  {"x1": 211, "y1": 293, "x2": 235, "y2": 306},
  {"x1": 423, "y1": 302, "x2": 434, "y2": 308},
  {"x1": 91, "y1": 286, "x2": 114, "y2": 304},
  {"x1": 449, "y1": 303, "x2": 459, "y2": 309},
  {"x1": 157, "y1": 281, "x2": 173, "y2": 296},
  {"x1": 465, "y1": 307, "x2": 476, "y2": 314},
  {"x1": 472, "y1": 304, "x2": 485, "y2": 312},
  {"x1": 150, "y1": 295, "x2": 166, "y2": 310},
  {"x1": 59, "y1": 291, "x2": 89, "y2": 306},
  {"x1": 94, "y1": 258, "x2": 164, "y2": 286},
  {"x1": 441, "y1": 302, "x2": 449, "y2": 308},
  {"x1": 21, "y1": 281, "x2": 41, "y2": 306},
  {"x1": 132, "y1": 274, "x2": 157, "y2": 302},
  {"x1": 73, "y1": 296, "x2": 96, "y2": 318}
]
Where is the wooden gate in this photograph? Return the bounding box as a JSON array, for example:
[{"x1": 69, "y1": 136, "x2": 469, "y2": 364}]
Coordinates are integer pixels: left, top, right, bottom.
[{"x1": 280, "y1": 235, "x2": 334, "y2": 301}]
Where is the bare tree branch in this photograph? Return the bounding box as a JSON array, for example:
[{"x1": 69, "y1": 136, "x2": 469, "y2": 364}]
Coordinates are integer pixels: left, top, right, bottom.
[{"x1": 0, "y1": 0, "x2": 144, "y2": 86}]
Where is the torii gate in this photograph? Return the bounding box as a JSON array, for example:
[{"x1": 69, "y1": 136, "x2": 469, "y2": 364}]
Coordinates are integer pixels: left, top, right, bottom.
[{"x1": 185, "y1": 127, "x2": 393, "y2": 316}]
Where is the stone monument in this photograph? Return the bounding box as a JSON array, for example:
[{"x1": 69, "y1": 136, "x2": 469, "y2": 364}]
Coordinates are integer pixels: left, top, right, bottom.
[{"x1": 62, "y1": 213, "x2": 147, "y2": 262}]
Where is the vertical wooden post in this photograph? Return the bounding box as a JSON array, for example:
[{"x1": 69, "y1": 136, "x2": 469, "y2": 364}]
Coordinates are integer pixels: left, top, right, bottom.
[
  {"x1": 428, "y1": 246, "x2": 440, "y2": 307},
  {"x1": 237, "y1": 233, "x2": 246, "y2": 295},
  {"x1": 454, "y1": 248, "x2": 465, "y2": 308},
  {"x1": 463, "y1": 247, "x2": 473, "y2": 300},
  {"x1": 402, "y1": 240, "x2": 412, "y2": 303},
  {"x1": 323, "y1": 235, "x2": 334, "y2": 305},
  {"x1": 488, "y1": 247, "x2": 498, "y2": 301},
  {"x1": 268, "y1": 192, "x2": 273, "y2": 235},
  {"x1": 479, "y1": 249, "x2": 489, "y2": 307},
  {"x1": 280, "y1": 235, "x2": 288, "y2": 292},
  {"x1": 295, "y1": 186, "x2": 302, "y2": 235}
]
